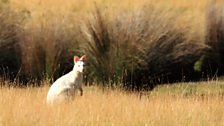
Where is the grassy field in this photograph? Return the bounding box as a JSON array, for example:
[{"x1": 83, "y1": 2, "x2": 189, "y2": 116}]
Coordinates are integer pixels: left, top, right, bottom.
[
  {"x1": 1, "y1": 0, "x2": 224, "y2": 125},
  {"x1": 0, "y1": 81, "x2": 224, "y2": 126}
]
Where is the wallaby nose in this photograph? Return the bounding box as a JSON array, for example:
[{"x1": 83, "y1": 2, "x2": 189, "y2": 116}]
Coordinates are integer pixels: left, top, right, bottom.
[{"x1": 79, "y1": 68, "x2": 84, "y2": 73}]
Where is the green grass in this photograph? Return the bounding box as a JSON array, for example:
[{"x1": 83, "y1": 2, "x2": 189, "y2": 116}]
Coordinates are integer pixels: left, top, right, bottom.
[{"x1": 150, "y1": 81, "x2": 224, "y2": 97}]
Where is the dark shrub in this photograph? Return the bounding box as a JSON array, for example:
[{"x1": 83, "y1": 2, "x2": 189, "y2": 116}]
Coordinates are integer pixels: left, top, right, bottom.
[
  {"x1": 83, "y1": 5, "x2": 208, "y2": 90},
  {"x1": 0, "y1": 2, "x2": 22, "y2": 80}
]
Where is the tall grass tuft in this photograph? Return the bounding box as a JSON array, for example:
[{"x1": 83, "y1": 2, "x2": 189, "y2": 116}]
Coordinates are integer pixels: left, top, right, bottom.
[
  {"x1": 0, "y1": 1, "x2": 23, "y2": 80},
  {"x1": 205, "y1": 0, "x2": 224, "y2": 77},
  {"x1": 83, "y1": 5, "x2": 208, "y2": 90},
  {"x1": 123, "y1": 6, "x2": 208, "y2": 90},
  {"x1": 20, "y1": 14, "x2": 81, "y2": 82},
  {"x1": 82, "y1": 5, "x2": 146, "y2": 88},
  {"x1": 0, "y1": 0, "x2": 218, "y2": 89}
]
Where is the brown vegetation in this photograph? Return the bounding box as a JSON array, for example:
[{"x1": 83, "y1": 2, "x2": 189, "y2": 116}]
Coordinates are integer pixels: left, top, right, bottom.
[
  {"x1": 0, "y1": 80, "x2": 224, "y2": 126},
  {"x1": 1, "y1": 0, "x2": 224, "y2": 90}
]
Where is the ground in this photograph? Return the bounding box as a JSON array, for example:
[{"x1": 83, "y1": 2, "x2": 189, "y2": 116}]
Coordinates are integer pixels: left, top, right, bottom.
[{"x1": 0, "y1": 80, "x2": 224, "y2": 126}]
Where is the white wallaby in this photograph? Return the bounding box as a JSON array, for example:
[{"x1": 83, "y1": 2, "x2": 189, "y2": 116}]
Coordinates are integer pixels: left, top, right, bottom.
[{"x1": 46, "y1": 55, "x2": 86, "y2": 104}]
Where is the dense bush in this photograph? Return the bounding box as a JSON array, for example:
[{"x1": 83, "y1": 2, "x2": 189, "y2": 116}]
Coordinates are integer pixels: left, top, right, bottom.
[
  {"x1": 0, "y1": 1, "x2": 81, "y2": 83},
  {"x1": 0, "y1": 2, "x2": 22, "y2": 80},
  {"x1": 19, "y1": 15, "x2": 81, "y2": 82},
  {"x1": 1, "y1": 1, "x2": 224, "y2": 90},
  {"x1": 204, "y1": 0, "x2": 224, "y2": 77},
  {"x1": 82, "y1": 6, "x2": 208, "y2": 90}
]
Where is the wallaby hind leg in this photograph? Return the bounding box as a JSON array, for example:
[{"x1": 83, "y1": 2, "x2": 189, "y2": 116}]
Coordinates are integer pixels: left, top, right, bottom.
[{"x1": 79, "y1": 87, "x2": 83, "y2": 96}]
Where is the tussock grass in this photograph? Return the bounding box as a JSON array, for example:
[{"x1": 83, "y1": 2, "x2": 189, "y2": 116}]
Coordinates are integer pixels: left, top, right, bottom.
[
  {"x1": 82, "y1": 3, "x2": 208, "y2": 89},
  {"x1": 205, "y1": 0, "x2": 224, "y2": 76},
  {"x1": 2, "y1": 0, "x2": 223, "y2": 89},
  {"x1": 20, "y1": 13, "x2": 80, "y2": 81},
  {"x1": 0, "y1": 80, "x2": 224, "y2": 126},
  {"x1": 0, "y1": 2, "x2": 22, "y2": 79}
]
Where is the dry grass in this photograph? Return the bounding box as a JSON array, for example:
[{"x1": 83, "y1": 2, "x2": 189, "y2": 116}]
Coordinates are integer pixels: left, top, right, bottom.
[
  {"x1": 80, "y1": 0, "x2": 209, "y2": 88},
  {"x1": 1, "y1": 1, "x2": 224, "y2": 124},
  {"x1": 1, "y1": 0, "x2": 210, "y2": 85},
  {"x1": 0, "y1": 81, "x2": 224, "y2": 126},
  {"x1": 0, "y1": 2, "x2": 22, "y2": 79}
]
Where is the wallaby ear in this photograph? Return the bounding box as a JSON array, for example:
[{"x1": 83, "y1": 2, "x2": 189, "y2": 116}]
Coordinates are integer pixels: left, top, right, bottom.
[
  {"x1": 74, "y1": 56, "x2": 79, "y2": 63},
  {"x1": 80, "y1": 55, "x2": 86, "y2": 61}
]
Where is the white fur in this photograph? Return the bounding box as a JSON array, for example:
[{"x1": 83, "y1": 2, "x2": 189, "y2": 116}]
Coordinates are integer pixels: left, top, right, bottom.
[{"x1": 46, "y1": 56, "x2": 85, "y2": 104}]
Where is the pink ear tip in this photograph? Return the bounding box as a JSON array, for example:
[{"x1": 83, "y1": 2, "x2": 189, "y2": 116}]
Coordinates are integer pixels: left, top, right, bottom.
[
  {"x1": 74, "y1": 56, "x2": 79, "y2": 62},
  {"x1": 80, "y1": 55, "x2": 86, "y2": 61}
]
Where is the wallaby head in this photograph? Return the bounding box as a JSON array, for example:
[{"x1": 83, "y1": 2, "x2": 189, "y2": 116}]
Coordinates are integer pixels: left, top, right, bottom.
[{"x1": 73, "y1": 55, "x2": 86, "y2": 73}]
